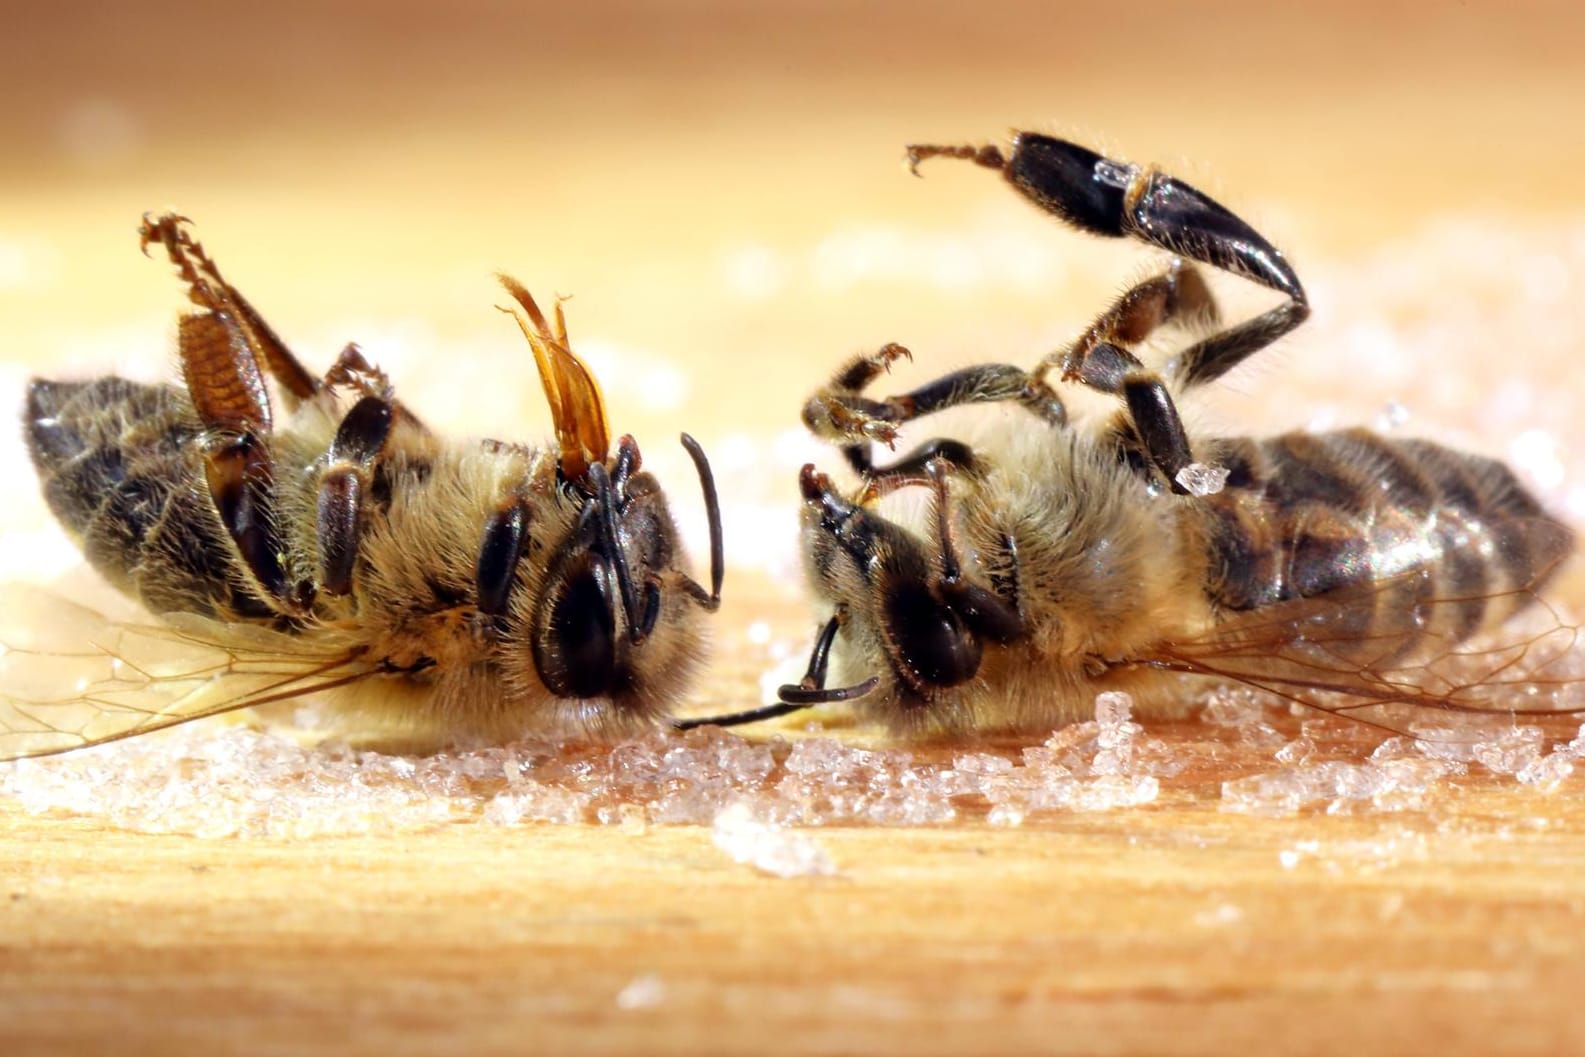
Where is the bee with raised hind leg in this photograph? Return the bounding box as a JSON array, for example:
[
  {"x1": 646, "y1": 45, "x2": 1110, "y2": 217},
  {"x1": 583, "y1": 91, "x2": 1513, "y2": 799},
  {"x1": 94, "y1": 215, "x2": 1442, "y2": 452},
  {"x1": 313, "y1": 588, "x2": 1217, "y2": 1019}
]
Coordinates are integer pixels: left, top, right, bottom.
[
  {"x1": 1, "y1": 213, "x2": 725, "y2": 760},
  {"x1": 683, "y1": 132, "x2": 1580, "y2": 736}
]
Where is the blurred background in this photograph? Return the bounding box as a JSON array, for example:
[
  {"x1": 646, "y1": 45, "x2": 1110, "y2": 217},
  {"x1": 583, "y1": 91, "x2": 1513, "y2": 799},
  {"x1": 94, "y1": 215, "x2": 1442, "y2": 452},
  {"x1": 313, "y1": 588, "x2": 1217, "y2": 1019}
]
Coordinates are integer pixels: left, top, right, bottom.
[{"x1": 3, "y1": 2, "x2": 1584, "y2": 682}]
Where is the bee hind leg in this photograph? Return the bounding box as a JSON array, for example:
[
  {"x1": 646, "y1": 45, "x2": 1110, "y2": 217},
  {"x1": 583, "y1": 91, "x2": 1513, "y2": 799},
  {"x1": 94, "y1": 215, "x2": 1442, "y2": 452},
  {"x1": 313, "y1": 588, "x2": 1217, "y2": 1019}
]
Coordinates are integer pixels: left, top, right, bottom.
[
  {"x1": 140, "y1": 212, "x2": 321, "y2": 407},
  {"x1": 174, "y1": 308, "x2": 301, "y2": 610},
  {"x1": 908, "y1": 133, "x2": 1310, "y2": 388}
]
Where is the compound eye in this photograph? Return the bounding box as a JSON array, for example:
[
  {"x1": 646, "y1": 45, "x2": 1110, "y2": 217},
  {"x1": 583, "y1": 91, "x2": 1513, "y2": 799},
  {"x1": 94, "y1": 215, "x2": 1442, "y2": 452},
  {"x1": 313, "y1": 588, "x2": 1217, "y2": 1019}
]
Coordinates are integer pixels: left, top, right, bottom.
[
  {"x1": 536, "y1": 563, "x2": 617, "y2": 698},
  {"x1": 883, "y1": 580, "x2": 982, "y2": 690}
]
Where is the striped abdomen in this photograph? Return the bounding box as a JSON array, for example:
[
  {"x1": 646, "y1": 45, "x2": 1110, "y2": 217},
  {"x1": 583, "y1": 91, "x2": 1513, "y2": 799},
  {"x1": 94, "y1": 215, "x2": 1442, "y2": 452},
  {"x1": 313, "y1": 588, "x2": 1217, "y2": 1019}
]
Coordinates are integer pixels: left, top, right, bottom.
[
  {"x1": 1199, "y1": 428, "x2": 1572, "y2": 650},
  {"x1": 24, "y1": 377, "x2": 258, "y2": 619}
]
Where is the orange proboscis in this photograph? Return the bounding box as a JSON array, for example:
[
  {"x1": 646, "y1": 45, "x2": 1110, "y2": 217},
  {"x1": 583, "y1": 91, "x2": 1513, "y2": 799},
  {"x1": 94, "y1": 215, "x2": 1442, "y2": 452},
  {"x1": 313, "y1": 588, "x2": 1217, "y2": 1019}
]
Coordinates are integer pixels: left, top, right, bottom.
[{"x1": 497, "y1": 275, "x2": 611, "y2": 482}]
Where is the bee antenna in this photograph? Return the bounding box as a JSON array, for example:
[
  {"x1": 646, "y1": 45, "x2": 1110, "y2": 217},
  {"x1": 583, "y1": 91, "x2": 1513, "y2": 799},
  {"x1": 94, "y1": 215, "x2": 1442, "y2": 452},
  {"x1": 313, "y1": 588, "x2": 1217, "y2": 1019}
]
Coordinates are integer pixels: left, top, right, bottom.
[
  {"x1": 671, "y1": 679, "x2": 879, "y2": 731},
  {"x1": 679, "y1": 433, "x2": 724, "y2": 612},
  {"x1": 587, "y1": 462, "x2": 647, "y2": 645},
  {"x1": 673, "y1": 612, "x2": 877, "y2": 731}
]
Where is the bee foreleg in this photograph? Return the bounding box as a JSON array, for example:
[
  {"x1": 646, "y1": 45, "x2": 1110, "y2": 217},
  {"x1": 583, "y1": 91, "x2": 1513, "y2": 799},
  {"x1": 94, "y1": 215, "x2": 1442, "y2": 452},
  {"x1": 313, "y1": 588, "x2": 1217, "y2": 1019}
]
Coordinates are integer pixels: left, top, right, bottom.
[
  {"x1": 806, "y1": 358, "x2": 1065, "y2": 473},
  {"x1": 927, "y1": 459, "x2": 1025, "y2": 642},
  {"x1": 316, "y1": 395, "x2": 395, "y2": 597},
  {"x1": 854, "y1": 438, "x2": 980, "y2": 496}
]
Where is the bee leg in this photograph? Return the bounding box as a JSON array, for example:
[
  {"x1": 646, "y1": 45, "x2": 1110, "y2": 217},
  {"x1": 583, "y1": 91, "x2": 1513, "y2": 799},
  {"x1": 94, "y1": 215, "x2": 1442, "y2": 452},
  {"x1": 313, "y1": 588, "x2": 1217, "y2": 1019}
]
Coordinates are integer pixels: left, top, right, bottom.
[
  {"x1": 139, "y1": 213, "x2": 320, "y2": 409},
  {"x1": 475, "y1": 448, "x2": 558, "y2": 619},
  {"x1": 1034, "y1": 259, "x2": 1216, "y2": 388},
  {"x1": 1086, "y1": 359, "x2": 1197, "y2": 494},
  {"x1": 316, "y1": 396, "x2": 395, "y2": 597},
  {"x1": 854, "y1": 438, "x2": 980, "y2": 497},
  {"x1": 802, "y1": 342, "x2": 916, "y2": 449},
  {"x1": 908, "y1": 134, "x2": 1310, "y2": 387},
  {"x1": 322, "y1": 342, "x2": 430, "y2": 434},
  {"x1": 925, "y1": 459, "x2": 1025, "y2": 642},
  {"x1": 1012, "y1": 267, "x2": 1203, "y2": 493},
  {"x1": 805, "y1": 346, "x2": 1066, "y2": 471},
  {"x1": 322, "y1": 342, "x2": 394, "y2": 399},
  {"x1": 174, "y1": 309, "x2": 300, "y2": 609}
]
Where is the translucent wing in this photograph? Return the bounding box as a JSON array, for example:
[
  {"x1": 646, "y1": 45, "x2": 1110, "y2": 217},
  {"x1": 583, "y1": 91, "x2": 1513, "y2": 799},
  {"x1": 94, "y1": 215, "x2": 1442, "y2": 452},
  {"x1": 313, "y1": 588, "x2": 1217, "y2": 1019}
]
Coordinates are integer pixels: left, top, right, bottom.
[
  {"x1": 1138, "y1": 518, "x2": 1584, "y2": 733},
  {"x1": 0, "y1": 587, "x2": 378, "y2": 761},
  {"x1": 498, "y1": 274, "x2": 611, "y2": 481}
]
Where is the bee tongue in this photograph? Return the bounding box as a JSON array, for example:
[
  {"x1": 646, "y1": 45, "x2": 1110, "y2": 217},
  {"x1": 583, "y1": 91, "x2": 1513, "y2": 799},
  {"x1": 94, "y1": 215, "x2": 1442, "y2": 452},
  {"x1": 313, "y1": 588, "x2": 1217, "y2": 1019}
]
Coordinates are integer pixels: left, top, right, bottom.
[{"x1": 496, "y1": 274, "x2": 611, "y2": 481}]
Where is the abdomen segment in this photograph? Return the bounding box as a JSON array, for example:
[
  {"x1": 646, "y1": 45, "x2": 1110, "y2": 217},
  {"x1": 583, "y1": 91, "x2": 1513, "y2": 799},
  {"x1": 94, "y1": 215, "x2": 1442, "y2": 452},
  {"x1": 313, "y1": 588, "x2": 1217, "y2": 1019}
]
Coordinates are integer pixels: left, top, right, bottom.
[
  {"x1": 1201, "y1": 428, "x2": 1572, "y2": 645},
  {"x1": 25, "y1": 377, "x2": 249, "y2": 618}
]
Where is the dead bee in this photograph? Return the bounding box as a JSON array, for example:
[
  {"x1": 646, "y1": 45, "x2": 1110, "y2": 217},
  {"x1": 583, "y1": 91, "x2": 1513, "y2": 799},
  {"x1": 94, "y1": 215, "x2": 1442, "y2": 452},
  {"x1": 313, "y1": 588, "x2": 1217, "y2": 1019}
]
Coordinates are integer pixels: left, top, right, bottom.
[
  {"x1": 2, "y1": 213, "x2": 724, "y2": 759},
  {"x1": 685, "y1": 132, "x2": 1578, "y2": 735}
]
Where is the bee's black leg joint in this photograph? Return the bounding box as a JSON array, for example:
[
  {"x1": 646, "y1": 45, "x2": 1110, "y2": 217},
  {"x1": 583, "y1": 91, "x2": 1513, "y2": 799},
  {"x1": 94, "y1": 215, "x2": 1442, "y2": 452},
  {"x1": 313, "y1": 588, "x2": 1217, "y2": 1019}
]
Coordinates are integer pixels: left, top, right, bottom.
[
  {"x1": 846, "y1": 437, "x2": 979, "y2": 485},
  {"x1": 475, "y1": 498, "x2": 531, "y2": 617},
  {"x1": 1121, "y1": 375, "x2": 1195, "y2": 492},
  {"x1": 316, "y1": 396, "x2": 394, "y2": 597}
]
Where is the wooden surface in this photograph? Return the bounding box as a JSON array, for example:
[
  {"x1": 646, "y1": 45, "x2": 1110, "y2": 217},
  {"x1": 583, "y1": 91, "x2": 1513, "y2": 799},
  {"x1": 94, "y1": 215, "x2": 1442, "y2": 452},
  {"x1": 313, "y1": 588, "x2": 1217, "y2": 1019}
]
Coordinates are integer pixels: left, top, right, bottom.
[
  {"x1": 5, "y1": 754, "x2": 1585, "y2": 1057},
  {"x1": 5, "y1": 3, "x2": 1585, "y2": 1055}
]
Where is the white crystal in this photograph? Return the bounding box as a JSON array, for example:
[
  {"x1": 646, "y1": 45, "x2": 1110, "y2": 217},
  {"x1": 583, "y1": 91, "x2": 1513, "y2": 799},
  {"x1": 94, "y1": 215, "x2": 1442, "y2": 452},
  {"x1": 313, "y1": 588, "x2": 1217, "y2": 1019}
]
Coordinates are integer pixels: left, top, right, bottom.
[
  {"x1": 1175, "y1": 462, "x2": 1230, "y2": 496},
  {"x1": 710, "y1": 801, "x2": 836, "y2": 877},
  {"x1": 615, "y1": 973, "x2": 667, "y2": 1011},
  {"x1": 1093, "y1": 691, "x2": 1134, "y2": 728}
]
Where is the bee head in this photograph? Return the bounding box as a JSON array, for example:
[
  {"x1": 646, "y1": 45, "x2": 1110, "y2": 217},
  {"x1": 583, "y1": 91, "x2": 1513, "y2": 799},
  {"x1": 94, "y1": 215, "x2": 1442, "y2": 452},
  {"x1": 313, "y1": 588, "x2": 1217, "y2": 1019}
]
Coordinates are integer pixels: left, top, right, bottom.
[
  {"x1": 479, "y1": 276, "x2": 725, "y2": 726},
  {"x1": 524, "y1": 435, "x2": 723, "y2": 719},
  {"x1": 796, "y1": 466, "x2": 986, "y2": 711}
]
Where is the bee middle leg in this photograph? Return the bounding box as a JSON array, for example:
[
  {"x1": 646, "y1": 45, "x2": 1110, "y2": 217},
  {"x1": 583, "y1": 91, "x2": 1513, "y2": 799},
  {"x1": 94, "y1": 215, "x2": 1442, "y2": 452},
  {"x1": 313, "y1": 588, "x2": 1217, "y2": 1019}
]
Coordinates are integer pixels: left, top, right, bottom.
[
  {"x1": 1022, "y1": 270, "x2": 1209, "y2": 493},
  {"x1": 322, "y1": 342, "x2": 429, "y2": 433},
  {"x1": 315, "y1": 396, "x2": 396, "y2": 597}
]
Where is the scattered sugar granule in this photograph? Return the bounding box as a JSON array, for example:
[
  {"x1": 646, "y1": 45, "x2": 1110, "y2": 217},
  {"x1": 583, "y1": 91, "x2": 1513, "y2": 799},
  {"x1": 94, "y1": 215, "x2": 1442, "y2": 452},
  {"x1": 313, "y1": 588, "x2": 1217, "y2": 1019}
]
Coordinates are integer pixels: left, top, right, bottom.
[
  {"x1": 1175, "y1": 462, "x2": 1229, "y2": 496},
  {"x1": 710, "y1": 800, "x2": 836, "y2": 878},
  {"x1": 615, "y1": 972, "x2": 667, "y2": 1011}
]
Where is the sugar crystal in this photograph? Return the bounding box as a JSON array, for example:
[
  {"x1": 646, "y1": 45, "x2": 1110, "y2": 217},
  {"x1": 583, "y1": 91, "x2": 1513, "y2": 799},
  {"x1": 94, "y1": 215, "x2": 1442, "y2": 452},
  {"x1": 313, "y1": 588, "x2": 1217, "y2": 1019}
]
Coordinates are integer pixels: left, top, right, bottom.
[
  {"x1": 615, "y1": 973, "x2": 667, "y2": 1011},
  {"x1": 1174, "y1": 462, "x2": 1230, "y2": 497},
  {"x1": 711, "y1": 801, "x2": 836, "y2": 877}
]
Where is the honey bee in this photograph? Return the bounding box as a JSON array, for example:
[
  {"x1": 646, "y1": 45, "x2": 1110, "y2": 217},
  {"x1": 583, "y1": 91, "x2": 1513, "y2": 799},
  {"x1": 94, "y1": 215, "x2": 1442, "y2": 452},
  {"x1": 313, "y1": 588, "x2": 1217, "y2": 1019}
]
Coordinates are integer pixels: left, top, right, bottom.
[
  {"x1": 684, "y1": 132, "x2": 1579, "y2": 735},
  {"x1": 1, "y1": 213, "x2": 724, "y2": 759}
]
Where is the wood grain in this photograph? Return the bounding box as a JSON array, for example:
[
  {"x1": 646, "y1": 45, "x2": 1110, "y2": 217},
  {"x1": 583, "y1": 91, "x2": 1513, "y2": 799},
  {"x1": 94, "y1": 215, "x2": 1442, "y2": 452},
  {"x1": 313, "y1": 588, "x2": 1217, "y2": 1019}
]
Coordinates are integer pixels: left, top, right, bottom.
[{"x1": 4, "y1": 768, "x2": 1585, "y2": 1056}]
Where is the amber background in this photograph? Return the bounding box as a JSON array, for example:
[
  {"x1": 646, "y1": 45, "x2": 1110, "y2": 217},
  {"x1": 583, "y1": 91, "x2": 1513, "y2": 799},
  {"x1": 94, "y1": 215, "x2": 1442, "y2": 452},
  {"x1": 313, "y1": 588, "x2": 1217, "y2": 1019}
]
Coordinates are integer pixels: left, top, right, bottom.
[
  {"x1": 5, "y1": 0, "x2": 1585, "y2": 599},
  {"x1": 5, "y1": 4, "x2": 1585, "y2": 1055}
]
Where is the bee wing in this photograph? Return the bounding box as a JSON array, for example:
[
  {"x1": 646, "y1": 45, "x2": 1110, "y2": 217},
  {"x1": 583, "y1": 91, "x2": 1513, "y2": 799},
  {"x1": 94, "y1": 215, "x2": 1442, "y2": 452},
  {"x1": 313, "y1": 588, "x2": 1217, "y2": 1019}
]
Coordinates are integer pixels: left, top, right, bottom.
[
  {"x1": 1142, "y1": 517, "x2": 1583, "y2": 730},
  {"x1": 498, "y1": 275, "x2": 611, "y2": 480},
  {"x1": 0, "y1": 587, "x2": 376, "y2": 761}
]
